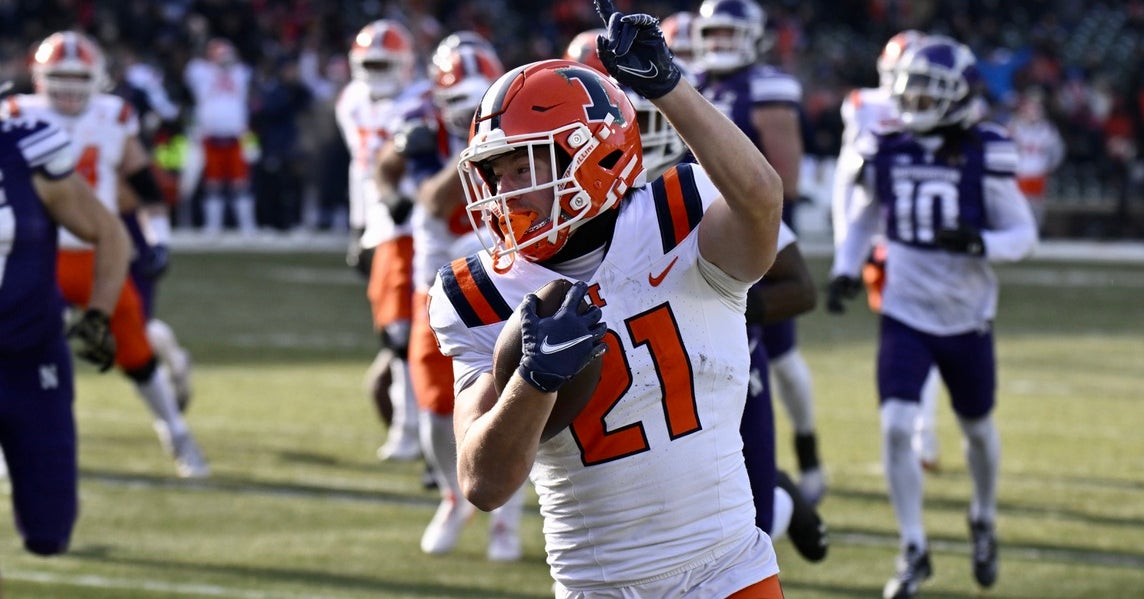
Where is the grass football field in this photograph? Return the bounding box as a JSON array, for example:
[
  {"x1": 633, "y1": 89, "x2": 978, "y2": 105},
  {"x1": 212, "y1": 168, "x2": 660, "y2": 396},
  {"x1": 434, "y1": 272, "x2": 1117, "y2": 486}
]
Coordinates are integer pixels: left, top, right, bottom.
[{"x1": 1, "y1": 249, "x2": 1141, "y2": 598}]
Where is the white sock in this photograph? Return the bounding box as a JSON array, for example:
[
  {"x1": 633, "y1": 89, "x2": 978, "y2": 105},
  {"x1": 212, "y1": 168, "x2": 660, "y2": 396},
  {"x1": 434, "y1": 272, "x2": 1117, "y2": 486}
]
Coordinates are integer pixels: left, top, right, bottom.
[
  {"x1": 882, "y1": 399, "x2": 926, "y2": 550},
  {"x1": 421, "y1": 411, "x2": 461, "y2": 501},
  {"x1": 914, "y1": 366, "x2": 941, "y2": 453},
  {"x1": 771, "y1": 349, "x2": 816, "y2": 434},
  {"x1": 958, "y1": 414, "x2": 1000, "y2": 523},
  {"x1": 145, "y1": 319, "x2": 178, "y2": 367},
  {"x1": 135, "y1": 365, "x2": 187, "y2": 437},
  {"x1": 389, "y1": 358, "x2": 419, "y2": 442},
  {"x1": 769, "y1": 485, "x2": 794, "y2": 540},
  {"x1": 234, "y1": 193, "x2": 257, "y2": 234},
  {"x1": 203, "y1": 195, "x2": 225, "y2": 233}
]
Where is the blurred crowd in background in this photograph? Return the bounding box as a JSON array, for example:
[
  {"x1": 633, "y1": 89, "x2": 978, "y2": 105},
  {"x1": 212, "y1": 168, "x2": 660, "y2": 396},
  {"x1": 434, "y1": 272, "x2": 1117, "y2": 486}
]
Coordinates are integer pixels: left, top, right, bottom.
[{"x1": 2, "y1": 0, "x2": 1142, "y2": 239}]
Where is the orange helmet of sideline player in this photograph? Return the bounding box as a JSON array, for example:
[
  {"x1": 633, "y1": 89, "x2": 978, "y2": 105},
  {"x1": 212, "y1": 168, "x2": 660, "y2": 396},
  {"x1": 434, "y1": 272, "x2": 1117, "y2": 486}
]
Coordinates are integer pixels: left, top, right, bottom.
[
  {"x1": 350, "y1": 19, "x2": 416, "y2": 99},
  {"x1": 31, "y1": 31, "x2": 106, "y2": 115}
]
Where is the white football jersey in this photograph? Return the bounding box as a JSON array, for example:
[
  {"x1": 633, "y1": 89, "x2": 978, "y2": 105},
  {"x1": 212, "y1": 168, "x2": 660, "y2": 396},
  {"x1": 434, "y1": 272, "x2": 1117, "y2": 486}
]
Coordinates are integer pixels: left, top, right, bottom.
[
  {"x1": 429, "y1": 164, "x2": 778, "y2": 590},
  {"x1": 335, "y1": 79, "x2": 429, "y2": 245},
  {"x1": 183, "y1": 58, "x2": 251, "y2": 137},
  {"x1": 1010, "y1": 118, "x2": 1065, "y2": 179},
  {"x1": 9, "y1": 93, "x2": 138, "y2": 250}
]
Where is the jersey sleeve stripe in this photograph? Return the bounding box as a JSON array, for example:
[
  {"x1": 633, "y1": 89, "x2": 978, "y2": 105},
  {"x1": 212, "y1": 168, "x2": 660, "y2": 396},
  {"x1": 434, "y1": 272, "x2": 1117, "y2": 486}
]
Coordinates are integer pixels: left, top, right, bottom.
[
  {"x1": 440, "y1": 256, "x2": 512, "y2": 328},
  {"x1": 20, "y1": 127, "x2": 70, "y2": 167},
  {"x1": 750, "y1": 77, "x2": 802, "y2": 104},
  {"x1": 652, "y1": 164, "x2": 704, "y2": 253},
  {"x1": 984, "y1": 142, "x2": 1018, "y2": 175}
]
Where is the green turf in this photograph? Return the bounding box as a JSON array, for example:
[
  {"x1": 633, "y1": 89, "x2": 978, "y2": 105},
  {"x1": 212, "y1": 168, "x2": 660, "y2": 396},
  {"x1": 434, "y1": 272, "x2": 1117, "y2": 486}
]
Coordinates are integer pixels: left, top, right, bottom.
[{"x1": 1, "y1": 252, "x2": 1140, "y2": 598}]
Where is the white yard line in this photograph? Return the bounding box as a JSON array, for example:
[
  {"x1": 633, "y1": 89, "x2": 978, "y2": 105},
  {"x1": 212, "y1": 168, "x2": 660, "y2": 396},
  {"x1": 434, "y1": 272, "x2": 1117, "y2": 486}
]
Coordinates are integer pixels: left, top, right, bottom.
[{"x1": 5, "y1": 570, "x2": 339, "y2": 599}]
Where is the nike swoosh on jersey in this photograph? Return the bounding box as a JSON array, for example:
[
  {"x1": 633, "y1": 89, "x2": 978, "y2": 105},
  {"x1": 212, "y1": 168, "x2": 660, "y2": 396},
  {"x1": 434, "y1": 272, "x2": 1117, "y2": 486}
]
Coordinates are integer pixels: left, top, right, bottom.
[
  {"x1": 648, "y1": 256, "x2": 679, "y2": 287},
  {"x1": 539, "y1": 334, "x2": 594, "y2": 355},
  {"x1": 616, "y1": 62, "x2": 658, "y2": 79}
]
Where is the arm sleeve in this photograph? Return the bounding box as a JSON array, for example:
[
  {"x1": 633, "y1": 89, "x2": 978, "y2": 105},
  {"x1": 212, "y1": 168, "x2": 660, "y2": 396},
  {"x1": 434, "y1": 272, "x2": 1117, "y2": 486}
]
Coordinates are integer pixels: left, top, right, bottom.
[
  {"x1": 831, "y1": 143, "x2": 867, "y2": 247},
  {"x1": 830, "y1": 174, "x2": 880, "y2": 278},
  {"x1": 982, "y1": 176, "x2": 1038, "y2": 262},
  {"x1": 20, "y1": 120, "x2": 75, "y2": 180}
]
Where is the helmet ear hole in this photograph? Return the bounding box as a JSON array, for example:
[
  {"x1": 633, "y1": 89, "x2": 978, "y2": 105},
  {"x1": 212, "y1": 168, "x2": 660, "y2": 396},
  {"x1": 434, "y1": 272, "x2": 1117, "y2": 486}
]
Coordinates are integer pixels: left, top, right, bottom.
[
  {"x1": 555, "y1": 147, "x2": 573, "y2": 179},
  {"x1": 597, "y1": 149, "x2": 622, "y2": 170}
]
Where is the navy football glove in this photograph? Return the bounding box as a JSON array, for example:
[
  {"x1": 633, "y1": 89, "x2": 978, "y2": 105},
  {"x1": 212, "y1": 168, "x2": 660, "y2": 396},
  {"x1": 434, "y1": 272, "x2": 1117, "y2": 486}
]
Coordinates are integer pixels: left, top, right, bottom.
[
  {"x1": 517, "y1": 281, "x2": 607, "y2": 393},
  {"x1": 387, "y1": 196, "x2": 414, "y2": 225},
  {"x1": 936, "y1": 223, "x2": 985, "y2": 256},
  {"x1": 137, "y1": 244, "x2": 170, "y2": 279},
  {"x1": 825, "y1": 275, "x2": 861, "y2": 314},
  {"x1": 594, "y1": 0, "x2": 681, "y2": 99},
  {"x1": 67, "y1": 309, "x2": 116, "y2": 372},
  {"x1": 393, "y1": 124, "x2": 437, "y2": 159},
  {"x1": 380, "y1": 320, "x2": 411, "y2": 360}
]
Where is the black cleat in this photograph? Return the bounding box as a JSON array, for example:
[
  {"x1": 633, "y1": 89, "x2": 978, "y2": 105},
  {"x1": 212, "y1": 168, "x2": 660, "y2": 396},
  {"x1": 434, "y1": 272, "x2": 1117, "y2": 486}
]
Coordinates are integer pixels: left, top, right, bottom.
[
  {"x1": 776, "y1": 470, "x2": 828, "y2": 562},
  {"x1": 883, "y1": 544, "x2": 933, "y2": 599},
  {"x1": 421, "y1": 462, "x2": 439, "y2": 491},
  {"x1": 969, "y1": 517, "x2": 999, "y2": 588}
]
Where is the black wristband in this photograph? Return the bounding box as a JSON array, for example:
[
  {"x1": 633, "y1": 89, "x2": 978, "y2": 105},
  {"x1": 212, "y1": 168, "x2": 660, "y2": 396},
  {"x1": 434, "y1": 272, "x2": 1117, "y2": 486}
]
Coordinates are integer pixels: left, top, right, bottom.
[
  {"x1": 126, "y1": 167, "x2": 164, "y2": 205},
  {"x1": 85, "y1": 308, "x2": 111, "y2": 325}
]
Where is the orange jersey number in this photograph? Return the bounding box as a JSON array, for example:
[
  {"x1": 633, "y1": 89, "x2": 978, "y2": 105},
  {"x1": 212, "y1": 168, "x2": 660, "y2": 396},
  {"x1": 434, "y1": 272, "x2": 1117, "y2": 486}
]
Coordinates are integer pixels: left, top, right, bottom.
[
  {"x1": 571, "y1": 303, "x2": 701, "y2": 465},
  {"x1": 74, "y1": 145, "x2": 101, "y2": 188}
]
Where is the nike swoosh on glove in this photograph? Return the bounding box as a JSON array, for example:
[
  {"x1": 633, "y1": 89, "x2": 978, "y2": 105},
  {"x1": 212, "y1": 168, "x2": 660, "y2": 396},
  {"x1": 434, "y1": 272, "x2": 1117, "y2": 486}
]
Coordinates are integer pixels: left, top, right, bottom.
[
  {"x1": 594, "y1": 0, "x2": 681, "y2": 99},
  {"x1": 517, "y1": 281, "x2": 608, "y2": 393}
]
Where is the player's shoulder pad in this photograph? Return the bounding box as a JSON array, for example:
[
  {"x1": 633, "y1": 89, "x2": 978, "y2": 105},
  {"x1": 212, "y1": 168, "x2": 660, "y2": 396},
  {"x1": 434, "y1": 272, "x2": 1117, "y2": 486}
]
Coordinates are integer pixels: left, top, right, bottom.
[
  {"x1": 649, "y1": 162, "x2": 705, "y2": 254},
  {"x1": 335, "y1": 80, "x2": 367, "y2": 110},
  {"x1": 2, "y1": 95, "x2": 20, "y2": 118},
  {"x1": 975, "y1": 122, "x2": 1018, "y2": 176},
  {"x1": 853, "y1": 128, "x2": 882, "y2": 158},
  {"x1": 842, "y1": 88, "x2": 862, "y2": 114},
  {"x1": 116, "y1": 97, "x2": 135, "y2": 124},
  {"x1": 436, "y1": 254, "x2": 514, "y2": 329},
  {"x1": 748, "y1": 64, "x2": 802, "y2": 105},
  {"x1": 2, "y1": 115, "x2": 74, "y2": 177}
]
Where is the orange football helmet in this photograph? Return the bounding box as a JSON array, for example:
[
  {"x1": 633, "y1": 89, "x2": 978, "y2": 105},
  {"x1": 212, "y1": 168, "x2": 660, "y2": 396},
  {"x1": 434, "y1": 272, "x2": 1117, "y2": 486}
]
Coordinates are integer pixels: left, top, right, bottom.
[
  {"x1": 877, "y1": 30, "x2": 925, "y2": 90},
  {"x1": 661, "y1": 12, "x2": 697, "y2": 70},
  {"x1": 562, "y1": 29, "x2": 608, "y2": 76},
  {"x1": 430, "y1": 41, "x2": 504, "y2": 138},
  {"x1": 31, "y1": 31, "x2": 106, "y2": 115},
  {"x1": 350, "y1": 19, "x2": 415, "y2": 98},
  {"x1": 458, "y1": 60, "x2": 644, "y2": 269},
  {"x1": 433, "y1": 30, "x2": 496, "y2": 61}
]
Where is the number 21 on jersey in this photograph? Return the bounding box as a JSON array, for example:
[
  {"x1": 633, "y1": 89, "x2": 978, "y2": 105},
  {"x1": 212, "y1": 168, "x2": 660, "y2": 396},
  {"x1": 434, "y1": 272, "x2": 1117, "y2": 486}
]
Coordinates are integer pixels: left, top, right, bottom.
[{"x1": 570, "y1": 302, "x2": 701, "y2": 465}]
